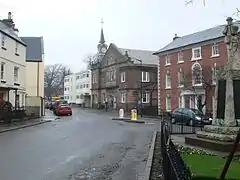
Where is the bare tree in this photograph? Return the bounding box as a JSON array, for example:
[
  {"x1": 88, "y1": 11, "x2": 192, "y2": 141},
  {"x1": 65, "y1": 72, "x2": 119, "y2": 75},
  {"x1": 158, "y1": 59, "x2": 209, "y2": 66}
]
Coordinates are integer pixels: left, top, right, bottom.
[
  {"x1": 182, "y1": 65, "x2": 214, "y2": 112},
  {"x1": 44, "y1": 64, "x2": 72, "y2": 97},
  {"x1": 83, "y1": 53, "x2": 98, "y2": 69}
]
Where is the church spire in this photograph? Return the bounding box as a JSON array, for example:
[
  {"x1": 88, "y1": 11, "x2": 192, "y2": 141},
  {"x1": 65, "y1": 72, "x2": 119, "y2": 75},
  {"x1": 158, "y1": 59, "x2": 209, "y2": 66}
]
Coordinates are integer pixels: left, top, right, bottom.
[{"x1": 99, "y1": 18, "x2": 105, "y2": 44}]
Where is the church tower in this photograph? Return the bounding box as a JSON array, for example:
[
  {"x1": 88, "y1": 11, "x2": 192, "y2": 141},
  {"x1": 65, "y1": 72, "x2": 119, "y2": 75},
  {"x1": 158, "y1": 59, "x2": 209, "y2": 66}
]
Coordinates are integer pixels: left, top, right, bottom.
[{"x1": 97, "y1": 19, "x2": 108, "y2": 60}]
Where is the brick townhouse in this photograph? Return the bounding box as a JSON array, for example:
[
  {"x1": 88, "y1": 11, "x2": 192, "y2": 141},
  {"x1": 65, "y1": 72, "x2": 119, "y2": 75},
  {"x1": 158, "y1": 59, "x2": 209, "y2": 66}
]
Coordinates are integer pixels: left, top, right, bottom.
[
  {"x1": 153, "y1": 23, "x2": 237, "y2": 114},
  {"x1": 91, "y1": 25, "x2": 158, "y2": 114}
]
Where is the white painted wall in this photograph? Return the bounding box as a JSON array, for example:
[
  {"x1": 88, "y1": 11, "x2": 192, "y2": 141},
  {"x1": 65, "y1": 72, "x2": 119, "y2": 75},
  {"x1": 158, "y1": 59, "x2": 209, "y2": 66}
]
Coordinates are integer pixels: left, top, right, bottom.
[
  {"x1": 64, "y1": 70, "x2": 91, "y2": 104},
  {"x1": 0, "y1": 31, "x2": 26, "y2": 107}
]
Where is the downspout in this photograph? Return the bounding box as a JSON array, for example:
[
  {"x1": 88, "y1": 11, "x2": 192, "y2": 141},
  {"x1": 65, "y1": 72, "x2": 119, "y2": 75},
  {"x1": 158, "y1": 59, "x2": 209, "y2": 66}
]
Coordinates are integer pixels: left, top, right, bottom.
[{"x1": 37, "y1": 62, "x2": 39, "y2": 96}]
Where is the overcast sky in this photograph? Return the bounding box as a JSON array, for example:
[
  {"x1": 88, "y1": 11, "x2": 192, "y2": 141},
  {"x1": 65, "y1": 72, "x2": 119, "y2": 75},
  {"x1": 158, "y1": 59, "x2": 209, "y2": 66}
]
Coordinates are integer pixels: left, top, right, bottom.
[{"x1": 0, "y1": 0, "x2": 239, "y2": 72}]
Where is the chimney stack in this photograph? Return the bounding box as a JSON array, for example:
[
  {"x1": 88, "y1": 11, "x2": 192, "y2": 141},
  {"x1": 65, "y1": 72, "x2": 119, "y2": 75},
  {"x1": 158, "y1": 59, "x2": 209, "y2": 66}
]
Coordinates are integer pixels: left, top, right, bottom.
[
  {"x1": 2, "y1": 12, "x2": 19, "y2": 34},
  {"x1": 173, "y1": 33, "x2": 180, "y2": 41}
]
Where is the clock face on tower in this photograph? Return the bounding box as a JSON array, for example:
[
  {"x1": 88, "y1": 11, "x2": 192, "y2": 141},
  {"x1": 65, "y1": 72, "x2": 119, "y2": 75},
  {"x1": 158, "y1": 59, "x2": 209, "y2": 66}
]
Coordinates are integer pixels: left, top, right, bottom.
[{"x1": 101, "y1": 47, "x2": 107, "y2": 53}]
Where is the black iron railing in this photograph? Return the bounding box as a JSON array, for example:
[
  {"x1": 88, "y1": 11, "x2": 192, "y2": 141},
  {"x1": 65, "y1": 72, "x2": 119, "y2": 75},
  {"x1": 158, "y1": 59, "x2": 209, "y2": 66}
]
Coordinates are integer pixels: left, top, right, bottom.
[{"x1": 161, "y1": 120, "x2": 192, "y2": 180}]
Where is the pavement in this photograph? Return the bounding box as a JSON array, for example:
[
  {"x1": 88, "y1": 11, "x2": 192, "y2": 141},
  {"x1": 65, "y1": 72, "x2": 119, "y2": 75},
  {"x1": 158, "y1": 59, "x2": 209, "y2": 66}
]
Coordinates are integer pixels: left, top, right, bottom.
[{"x1": 0, "y1": 108, "x2": 159, "y2": 180}]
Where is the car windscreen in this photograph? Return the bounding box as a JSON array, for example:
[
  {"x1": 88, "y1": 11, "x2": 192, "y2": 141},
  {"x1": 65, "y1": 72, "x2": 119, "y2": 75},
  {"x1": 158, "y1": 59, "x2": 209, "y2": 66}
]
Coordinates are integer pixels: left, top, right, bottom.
[
  {"x1": 60, "y1": 104, "x2": 69, "y2": 108},
  {"x1": 190, "y1": 109, "x2": 203, "y2": 115}
]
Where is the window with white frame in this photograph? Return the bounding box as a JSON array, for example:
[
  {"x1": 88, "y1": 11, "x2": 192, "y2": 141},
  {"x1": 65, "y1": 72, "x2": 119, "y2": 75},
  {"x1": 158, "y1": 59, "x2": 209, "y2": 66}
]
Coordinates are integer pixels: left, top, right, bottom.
[
  {"x1": 14, "y1": 66, "x2": 19, "y2": 82},
  {"x1": 120, "y1": 92, "x2": 126, "y2": 103},
  {"x1": 166, "y1": 95, "x2": 171, "y2": 112},
  {"x1": 192, "y1": 63, "x2": 202, "y2": 86},
  {"x1": 192, "y1": 47, "x2": 202, "y2": 60},
  {"x1": 121, "y1": 72, "x2": 126, "y2": 82},
  {"x1": 212, "y1": 44, "x2": 219, "y2": 57},
  {"x1": 179, "y1": 96, "x2": 182, "y2": 108},
  {"x1": 177, "y1": 51, "x2": 184, "y2": 63},
  {"x1": 0, "y1": 62, "x2": 5, "y2": 80},
  {"x1": 142, "y1": 92, "x2": 150, "y2": 103},
  {"x1": 1, "y1": 34, "x2": 5, "y2": 47},
  {"x1": 165, "y1": 55, "x2": 171, "y2": 65},
  {"x1": 165, "y1": 71, "x2": 171, "y2": 88},
  {"x1": 76, "y1": 95, "x2": 80, "y2": 99},
  {"x1": 113, "y1": 69, "x2": 116, "y2": 80},
  {"x1": 142, "y1": 71, "x2": 150, "y2": 82},
  {"x1": 15, "y1": 42, "x2": 19, "y2": 54},
  {"x1": 76, "y1": 76, "x2": 80, "y2": 80},
  {"x1": 178, "y1": 68, "x2": 184, "y2": 87},
  {"x1": 93, "y1": 74, "x2": 97, "y2": 83},
  {"x1": 212, "y1": 63, "x2": 217, "y2": 84}
]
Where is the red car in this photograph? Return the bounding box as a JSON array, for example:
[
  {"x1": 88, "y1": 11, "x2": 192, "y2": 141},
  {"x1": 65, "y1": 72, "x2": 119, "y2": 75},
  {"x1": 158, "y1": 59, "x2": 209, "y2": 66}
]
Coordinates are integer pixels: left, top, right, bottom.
[{"x1": 56, "y1": 104, "x2": 72, "y2": 116}]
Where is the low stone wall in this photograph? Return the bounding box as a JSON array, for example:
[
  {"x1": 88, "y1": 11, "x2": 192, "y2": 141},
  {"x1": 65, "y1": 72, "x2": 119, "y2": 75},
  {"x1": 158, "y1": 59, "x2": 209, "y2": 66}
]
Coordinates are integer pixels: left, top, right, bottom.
[{"x1": 25, "y1": 106, "x2": 41, "y2": 118}]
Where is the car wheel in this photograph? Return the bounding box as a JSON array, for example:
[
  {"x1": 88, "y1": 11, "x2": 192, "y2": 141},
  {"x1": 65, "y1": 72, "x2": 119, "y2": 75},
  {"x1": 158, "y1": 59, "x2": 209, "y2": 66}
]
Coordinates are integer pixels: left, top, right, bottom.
[
  {"x1": 171, "y1": 117, "x2": 176, "y2": 124},
  {"x1": 69, "y1": 113, "x2": 72, "y2": 116}
]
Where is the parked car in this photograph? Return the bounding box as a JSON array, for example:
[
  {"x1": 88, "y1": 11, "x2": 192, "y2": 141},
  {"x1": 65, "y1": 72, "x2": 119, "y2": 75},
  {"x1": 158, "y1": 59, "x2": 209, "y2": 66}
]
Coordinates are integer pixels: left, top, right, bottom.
[
  {"x1": 45, "y1": 101, "x2": 50, "y2": 109},
  {"x1": 169, "y1": 108, "x2": 212, "y2": 126},
  {"x1": 55, "y1": 104, "x2": 72, "y2": 116}
]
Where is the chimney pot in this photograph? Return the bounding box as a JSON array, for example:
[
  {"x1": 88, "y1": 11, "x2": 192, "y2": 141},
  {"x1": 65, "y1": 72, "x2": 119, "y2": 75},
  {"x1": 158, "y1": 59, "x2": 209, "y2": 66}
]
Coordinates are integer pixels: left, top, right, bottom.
[{"x1": 173, "y1": 33, "x2": 180, "y2": 40}]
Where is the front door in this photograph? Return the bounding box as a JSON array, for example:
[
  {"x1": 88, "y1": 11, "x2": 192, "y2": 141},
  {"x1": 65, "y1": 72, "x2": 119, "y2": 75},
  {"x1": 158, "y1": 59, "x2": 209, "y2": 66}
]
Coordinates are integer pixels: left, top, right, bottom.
[{"x1": 185, "y1": 96, "x2": 190, "y2": 108}]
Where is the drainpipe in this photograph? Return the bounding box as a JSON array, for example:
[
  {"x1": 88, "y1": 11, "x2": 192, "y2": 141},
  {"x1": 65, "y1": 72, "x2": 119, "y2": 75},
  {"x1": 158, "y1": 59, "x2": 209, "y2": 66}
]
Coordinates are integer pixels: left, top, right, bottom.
[{"x1": 37, "y1": 62, "x2": 39, "y2": 96}]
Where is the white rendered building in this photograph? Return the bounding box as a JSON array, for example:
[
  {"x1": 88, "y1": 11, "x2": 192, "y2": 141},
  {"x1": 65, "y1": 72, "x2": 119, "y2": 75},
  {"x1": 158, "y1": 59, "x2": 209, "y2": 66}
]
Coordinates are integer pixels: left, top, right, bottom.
[
  {"x1": 0, "y1": 13, "x2": 27, "y2": 108},
  {"x1": 64, "y1": 70, "x2": 91, "y2": 107}
]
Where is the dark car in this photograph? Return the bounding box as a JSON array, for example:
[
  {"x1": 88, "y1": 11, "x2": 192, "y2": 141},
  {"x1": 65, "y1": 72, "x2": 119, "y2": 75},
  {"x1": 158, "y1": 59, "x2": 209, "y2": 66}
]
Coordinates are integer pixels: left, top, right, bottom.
[{"x1": 170, "y1": 108, "x2": 212, "y2": 126}]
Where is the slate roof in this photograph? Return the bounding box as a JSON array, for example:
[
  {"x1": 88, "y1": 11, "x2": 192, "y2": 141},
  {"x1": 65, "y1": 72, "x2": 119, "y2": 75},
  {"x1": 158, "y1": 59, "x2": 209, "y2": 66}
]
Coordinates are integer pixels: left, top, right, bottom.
[
  {"x1": 21, "y1": 37, "x2": 44, "y2": 62},
  {"x1": 0, "y1": 21, "x2": 26, "y2": 45},
  {"x1": 111, "y1": 44, "x2": 158, "y2": 65},
  {"x1": 153, "y1": 21, "x2": 240, "y2": 55}
]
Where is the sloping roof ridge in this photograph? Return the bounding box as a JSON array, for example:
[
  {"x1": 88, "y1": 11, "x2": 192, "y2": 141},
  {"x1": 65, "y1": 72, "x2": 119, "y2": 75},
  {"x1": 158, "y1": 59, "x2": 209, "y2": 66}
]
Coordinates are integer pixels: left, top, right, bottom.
[
  {"x1": 178, "y1": 24, "x2": 225, "y2": 40},
  {"x1": 118, "y1": 47, "x2": 155, "y2": 52}
]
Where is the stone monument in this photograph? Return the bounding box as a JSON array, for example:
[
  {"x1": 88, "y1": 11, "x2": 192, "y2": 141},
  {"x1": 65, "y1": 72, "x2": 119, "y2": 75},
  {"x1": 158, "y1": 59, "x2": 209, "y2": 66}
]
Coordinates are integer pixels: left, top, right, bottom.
[{"x1": 185, "y1": 17, "x2": 240, "y2": 153}]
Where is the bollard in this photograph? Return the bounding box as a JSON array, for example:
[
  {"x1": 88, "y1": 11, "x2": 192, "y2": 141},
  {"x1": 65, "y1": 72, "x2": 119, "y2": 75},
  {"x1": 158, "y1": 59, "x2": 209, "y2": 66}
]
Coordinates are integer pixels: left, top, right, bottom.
[
  {"x1": 131, "y1": 109, "x2": 137, "y2": 120},
  {"x1": 119, "y1": 108, "x2": 124, "y2": 118}
]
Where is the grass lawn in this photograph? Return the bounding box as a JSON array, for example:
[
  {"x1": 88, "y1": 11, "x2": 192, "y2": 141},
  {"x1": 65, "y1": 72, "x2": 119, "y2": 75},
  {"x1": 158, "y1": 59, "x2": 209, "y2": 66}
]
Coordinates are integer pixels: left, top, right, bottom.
[{"x1": 181, "y1": 153, "x2": 240, "y2": 180}]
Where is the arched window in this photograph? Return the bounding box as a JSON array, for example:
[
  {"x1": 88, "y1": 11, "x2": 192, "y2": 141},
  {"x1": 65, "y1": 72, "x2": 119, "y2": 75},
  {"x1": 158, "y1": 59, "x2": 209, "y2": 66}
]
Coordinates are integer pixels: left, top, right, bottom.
[{"x1": 192, "y1": 62, "x2": 202, "y2": 86}]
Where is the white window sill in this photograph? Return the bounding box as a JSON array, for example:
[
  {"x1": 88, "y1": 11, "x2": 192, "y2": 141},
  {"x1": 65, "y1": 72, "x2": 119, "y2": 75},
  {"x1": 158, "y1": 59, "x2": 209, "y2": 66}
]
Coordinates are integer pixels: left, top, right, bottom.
[
  {"x1": 142, "y1": 102, "x2": 149, "y2": 104},
  {"x1": 121, "y1": 81, "x2": 125, "y2": 83},
  {"x1": 178, "y1": 85, "x2": 184, "y2": 88},
  {"x1": 121, "y1": 102, "x2": 125, "y2": 104},
  {"x1": 165, "y1": 87, "x2": 171, "y2": 89},
  {"x1": 177, "y1": 61, "x2": 184, "y2": 64},
  {"x1": 191, "y1": 57, "x2": 202, "y2": 61},
  {"x1": 211, "y1": 54, "x2": 220, "y2": 58},
  {"x1": 165, "y1": 63, "x2": 171, "y2": 66}
]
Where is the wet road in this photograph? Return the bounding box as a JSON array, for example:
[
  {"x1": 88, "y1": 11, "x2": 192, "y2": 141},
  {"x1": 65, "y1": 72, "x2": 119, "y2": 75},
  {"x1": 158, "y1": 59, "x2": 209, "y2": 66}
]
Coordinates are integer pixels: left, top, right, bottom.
[{"x1": 0, "y1": 108, "x2": 159, "y2": 180}]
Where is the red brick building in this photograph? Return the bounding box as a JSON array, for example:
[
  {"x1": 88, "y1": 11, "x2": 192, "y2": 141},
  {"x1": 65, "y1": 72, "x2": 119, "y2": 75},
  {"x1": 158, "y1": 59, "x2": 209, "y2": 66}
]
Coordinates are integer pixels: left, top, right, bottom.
[{"x1": 153, "y1": 25, "x2": 229, "y2": 115}]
